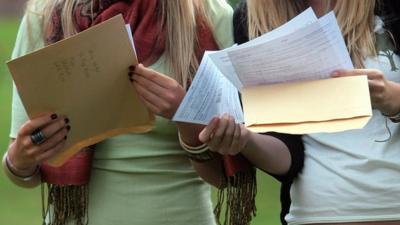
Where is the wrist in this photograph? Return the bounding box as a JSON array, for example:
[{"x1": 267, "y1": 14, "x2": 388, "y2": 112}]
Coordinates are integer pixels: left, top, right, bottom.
[
  {"x1": 385, "y1": 81, "x2": 400, "y2": 116},
  {"x1": 176, "y1": 122, "x2": 205, "y2": 145},
  {"x1": 240, "y1": 130, "x2": 256, "y2": 156},
  {"x1": 6, "y1": 151, "x2": 38, "y2": 178}
]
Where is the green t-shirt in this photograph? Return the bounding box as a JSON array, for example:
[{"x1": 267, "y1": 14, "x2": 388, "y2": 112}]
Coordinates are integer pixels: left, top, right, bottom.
[{"x1": 9, "y1": 1, "x2": 234, "y2": 224}]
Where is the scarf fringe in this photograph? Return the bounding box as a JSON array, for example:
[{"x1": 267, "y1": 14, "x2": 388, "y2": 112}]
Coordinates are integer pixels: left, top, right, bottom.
[
  {"x1": 214, "y1": 168, "x2": 257, "y2": 225},
  {"x1": 42, "y1": 183, "x2": 89, "y2": 225}
]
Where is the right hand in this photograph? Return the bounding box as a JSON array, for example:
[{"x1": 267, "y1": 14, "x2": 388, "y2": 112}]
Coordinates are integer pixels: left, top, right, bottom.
[
  {"x1": 7, "y1": 113, "x2": 70, "y2": 176},
  {"x1": 199, "y1": 114, "x2": 251, "y2": 156}
]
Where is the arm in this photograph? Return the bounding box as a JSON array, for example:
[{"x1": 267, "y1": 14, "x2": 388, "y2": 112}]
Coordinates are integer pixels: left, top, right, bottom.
[
  {"x1": 130, "y1": 64, "x2": 226, "y2": 187},
  {"x1": 199, "y1": 115, "x2": 304, "y2": 182}
]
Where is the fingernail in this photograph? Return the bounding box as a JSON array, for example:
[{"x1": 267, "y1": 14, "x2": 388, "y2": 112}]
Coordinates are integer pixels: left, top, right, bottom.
[
  {"x1": 129, "y1": 65, "x2": 136, "y2": 71},
  {"x1": 64, "y1": 118, "x2": 70, "y2": 124},
  {"x1": 66, "y1": 125, "x2": 71, "y2": 131},
  {"x1": 51, "y1": 114, "x2": 58, "y2": 120},
  {"x1": 64, "y1": 136, "x2": 67, "y2": 140},
  {"x1": 128, "y1": 71, "x2": 133, "y2": 77}
]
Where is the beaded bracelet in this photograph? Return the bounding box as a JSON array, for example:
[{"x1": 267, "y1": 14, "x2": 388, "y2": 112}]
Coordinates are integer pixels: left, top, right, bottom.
[{"x1": 178, "y1": 132, "x2": 215, "y2": 162}]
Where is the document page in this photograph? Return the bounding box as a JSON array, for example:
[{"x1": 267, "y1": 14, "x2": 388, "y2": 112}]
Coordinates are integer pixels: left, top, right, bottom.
[
  {"x1": 228, "y1": 12, "x2": 354, "y2": 86},
  {"x1": 208, "y1": 7, "x2": 318, "y2": 90},
  {"x1": 173, "y1": 52, "x2": 244, "y2": 124}
]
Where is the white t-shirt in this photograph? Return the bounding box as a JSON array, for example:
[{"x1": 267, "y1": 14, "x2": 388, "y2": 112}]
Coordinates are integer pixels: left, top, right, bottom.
[{"x1": 286, "y1": 18, "x2": 400, "y2": 225}]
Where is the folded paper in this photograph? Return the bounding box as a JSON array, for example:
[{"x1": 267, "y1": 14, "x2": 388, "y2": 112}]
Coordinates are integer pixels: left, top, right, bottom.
[{"x1": 7, "y1": 15, "x2": 154, "y2": 167}]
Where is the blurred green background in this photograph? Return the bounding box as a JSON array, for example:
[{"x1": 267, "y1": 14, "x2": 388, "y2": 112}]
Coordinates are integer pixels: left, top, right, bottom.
[{"x1": 0, "y1": 0, "x2": 281, "y2": 224}]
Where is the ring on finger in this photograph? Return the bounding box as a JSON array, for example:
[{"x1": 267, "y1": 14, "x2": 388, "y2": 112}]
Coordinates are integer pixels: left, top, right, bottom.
[{"x1": 30, "y1": 129, "x2": 46, "y2": 145}]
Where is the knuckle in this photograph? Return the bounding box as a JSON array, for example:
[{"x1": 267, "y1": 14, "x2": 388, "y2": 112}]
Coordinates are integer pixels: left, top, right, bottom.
[
  {"x1": 22, "y1": 138, "x2": 32, "y2": 148},
  {"x1": 214, "y1": 132, "x2": 223, "y2": 139},
  {"x1": 234, "y1": 132, "x2": 241, "y2": 140},
  {"x1": 225, "y1": 131, "x2": 234, "y2": 137}
]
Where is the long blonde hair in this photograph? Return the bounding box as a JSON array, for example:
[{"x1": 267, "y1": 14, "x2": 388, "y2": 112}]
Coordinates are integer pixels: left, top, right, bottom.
[
  {"x1": 247, "y1": 0, "x2": 377, "y2": 68},
  {"x1": 26, "y1": 0, "x2": 209, "y2": 89}
]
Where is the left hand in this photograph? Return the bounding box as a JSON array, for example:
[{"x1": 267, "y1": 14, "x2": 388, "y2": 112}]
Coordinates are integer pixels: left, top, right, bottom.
[
  {"x1": 199, "y1": 114, "x2": 251, "y2": 155},
  {"x1": 332, "y1": 69, "x2": 400, "y2": 115},
  {"x1": 130, "y1": 64, "x2": 185, "y2": 119}
]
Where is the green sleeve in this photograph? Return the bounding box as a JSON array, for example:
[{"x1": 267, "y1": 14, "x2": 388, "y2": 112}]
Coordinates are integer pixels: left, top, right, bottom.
[
  {"x1": 9, "y1": 5, "x2": 45, "y2": 138},
  {"x1": 205, "y1": 0, "x2": 234, "y2": 49}
]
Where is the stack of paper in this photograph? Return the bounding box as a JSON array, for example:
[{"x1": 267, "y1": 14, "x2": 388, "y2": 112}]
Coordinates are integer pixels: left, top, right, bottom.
[
  {"x1": 8, "y1": 15, "x2": 155, "y2": 166},
  {"x1": 174, "y1": 8, "x2": 372, "y2": 134}
]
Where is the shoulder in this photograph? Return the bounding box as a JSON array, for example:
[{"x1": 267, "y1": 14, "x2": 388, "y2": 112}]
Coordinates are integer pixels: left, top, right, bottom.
[
  {"x1": 204, "y1": 0, "x2": 233, "y2": 21},
  {"x1": 12, "y1": 0, "x2": 46, "y2": 59},
  {"x1": 204, "y1": 0, "x2": 234, "y2": 49}
]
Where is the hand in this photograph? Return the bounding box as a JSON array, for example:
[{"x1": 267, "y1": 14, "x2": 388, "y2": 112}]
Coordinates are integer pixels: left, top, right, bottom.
[
  {"x1": 332, "y1": 69, "x2": 400, "y2": 115},
  {"x1": 199, "y1": 114, "x2": 251, "y2": 155},
  {"x1": 129, "y1": 64, "x2": 185, "y2": 119},
  {"x1": 7, "y1": 113, "x2": 70, "y2": 176}
]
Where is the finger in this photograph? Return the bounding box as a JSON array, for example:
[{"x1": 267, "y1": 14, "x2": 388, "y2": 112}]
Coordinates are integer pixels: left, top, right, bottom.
[
  {"x1": 128, "y1": 65, "x2": 136, "y2": 73},
  {"x1": 134, "y1": 64, "x2": 176, "y2": 89},
  {"x1": 218, "y1": 116, "x2": 236, "y2": 154},
  {"x1": 40, "y1": 126, "x2": 70, "y2": 153},
  {"x1": 133, "y1": 81, "x2": 170, "y2": 110},
  {"x1": 368, "y1": 80, "x2": 384, "y2": 94},
  {"x1": 133, "y1": 83, "x2": 165, "y2": 115},
  {"x1": 229, "y1": 123, "x2": 242, "y2": 155},
  {"x1": 331, "y1": 69, "x2": 382, "y2": 79},
  {"x1": 18, "y1": 113, "x2": 58, "y2": 136},
  {"x1": 199, "y1": 117, "x2": 220, "y2": 143},
  {"x1": 36, "y1": 139, "x2": 67, "y2": 163},
  {"x1": 39, "y1": 116, "x2": 69, "y2": 140},
  {"x1": 132, "y1": 74, "x2": 166, "y2": 98},
  {"x1": 208, "y1": 115, "x2": 230, "y2": 151}
]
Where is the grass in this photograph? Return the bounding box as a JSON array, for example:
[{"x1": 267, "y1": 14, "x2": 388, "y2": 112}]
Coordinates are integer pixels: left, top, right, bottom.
[{"x1": 0, "y1": 10, "x2": 282, "y2": 225}]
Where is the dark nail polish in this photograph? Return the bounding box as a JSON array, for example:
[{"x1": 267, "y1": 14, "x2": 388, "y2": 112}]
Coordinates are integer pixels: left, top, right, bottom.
[
  {"x1": 129, "y1": 78, "x2": 134, "y2": 82},
  {"x1": 51, "y1": 114, "x2": 58, "y2": 120},
  {"x1": 64, "y1": 136, "x2": 67, "y2": 140},
  {"x1": 128, "y1": 71, "x2": 133, "y2": 77},
  {"x1": 64, "y1": 118, "x2": 70, "y2": 124},
  {"x1": 66, "y1": 125, "x2": 71, "y2": 131},
  {"x1": 129, "y1": 65, "x2": 136, "y2": 71}
]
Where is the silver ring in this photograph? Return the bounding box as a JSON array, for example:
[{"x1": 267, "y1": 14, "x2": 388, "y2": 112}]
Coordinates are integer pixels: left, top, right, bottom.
[{"x1": 30, "y1": 130, "x2": 46, "y2": 145}]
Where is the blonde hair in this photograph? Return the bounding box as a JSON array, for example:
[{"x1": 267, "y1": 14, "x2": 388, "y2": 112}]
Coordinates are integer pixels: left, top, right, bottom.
[
  {"x1": 247, "y1": 0, "x2": 377, "y2": 68},
  {"x1": 26, "y1": 0, "x2": 210, "y2": 89}
]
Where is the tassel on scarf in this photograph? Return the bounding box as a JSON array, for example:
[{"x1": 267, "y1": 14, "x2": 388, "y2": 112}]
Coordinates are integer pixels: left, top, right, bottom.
[
  {"x1": 214, "y1": 155, "x2": 257, "y2": 225},
  {"x1": 41, "y1": 149, "x2": 93, "y2": 225}
]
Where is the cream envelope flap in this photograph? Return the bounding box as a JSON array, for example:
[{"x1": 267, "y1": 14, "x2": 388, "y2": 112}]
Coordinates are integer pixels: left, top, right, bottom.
[
  {"x1": 242, "y1": 76, "x2": 372, "y2": 134},
  {"x1": 7, "y1": 15, "x2": 154, "y2": 167}
]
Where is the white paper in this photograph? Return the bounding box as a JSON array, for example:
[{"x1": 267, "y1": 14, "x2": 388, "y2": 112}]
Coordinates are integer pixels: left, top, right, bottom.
[
  {"x1": 125, "y1": 24, "x2": 137, "y2": 57},
  {"x1": 173, "y1": 52, "x2": 244, "y2": 124},
  {"x1": 173, "y1": 9, "x2": 355, "y2": 126},
  {"x1": 208, "y1": 7, "x2": 318, "y2": 90},
  {"x1": 228, "y1": 12, "x2": 354, "y2": 86}
]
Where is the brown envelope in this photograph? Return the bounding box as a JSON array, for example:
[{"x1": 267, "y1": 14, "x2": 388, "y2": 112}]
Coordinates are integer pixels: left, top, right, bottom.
[
  {"x1": 241, "y1": 76, "x2": 372, "y2": 134},
  {"x1": 7, "y1": 15, "x2": 154, "y2": 167}
]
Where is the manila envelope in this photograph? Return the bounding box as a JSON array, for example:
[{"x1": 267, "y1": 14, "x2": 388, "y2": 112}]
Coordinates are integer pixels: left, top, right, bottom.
[
  {"x1": 7, "y1": 15, "x2": 155, "y2": 167},
  {"x1": 241, "y1": 76, "x2": 372, "y2": 134}
]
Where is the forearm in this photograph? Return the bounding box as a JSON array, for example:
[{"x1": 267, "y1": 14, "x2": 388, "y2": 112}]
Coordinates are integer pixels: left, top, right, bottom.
[
  {"x1": 176, "y1": 122, "x2": 226, "y2": 187},
  {"x1": 241, "y1": 132, "x2": 291, "y2": 175},
  {"x1": 386, "y1": 81, "x2": 400, "y2": 115},
  {"x1": 176, "y1": 122, "x2": 205, "y2": 145},
  {"x1": 191, "y1": 155, "x2": 226, "y2": 188}
]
